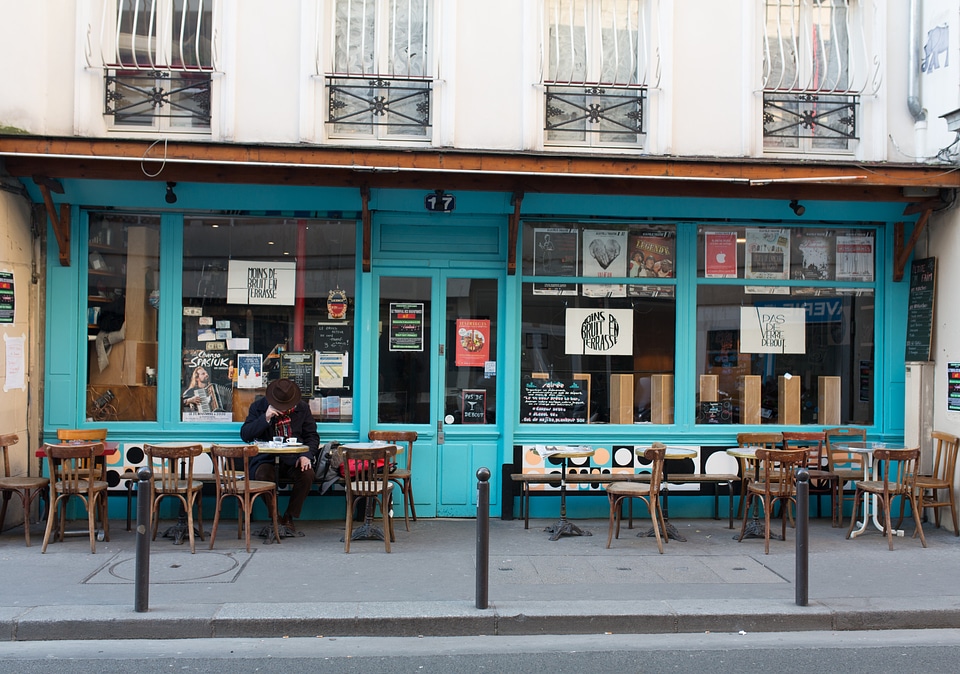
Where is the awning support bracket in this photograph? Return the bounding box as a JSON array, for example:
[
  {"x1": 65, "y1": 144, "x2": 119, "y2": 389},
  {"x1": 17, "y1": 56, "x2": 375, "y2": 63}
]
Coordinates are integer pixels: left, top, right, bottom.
[
  {"x1": 34, "y1": 176, "x2": 70, "y2": 266},
  {"x1": 893, "y1": 206, "x2": 932, "y2": 282}
]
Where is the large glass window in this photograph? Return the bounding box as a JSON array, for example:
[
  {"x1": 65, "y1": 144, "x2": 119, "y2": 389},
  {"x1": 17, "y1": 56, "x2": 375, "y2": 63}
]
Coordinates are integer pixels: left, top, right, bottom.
[
  {"x1": 181, "y1": 217, "x2": 356, "y2": 423},
  {"x1": 86, "y1": 213, "x2": 161, "y2": 422},
  {"x1": 696, "y1": 225, "x2": 875, "y2": 425},
  {"x1": 520, "y1": 223, "x2": 676, "y2": 424}
]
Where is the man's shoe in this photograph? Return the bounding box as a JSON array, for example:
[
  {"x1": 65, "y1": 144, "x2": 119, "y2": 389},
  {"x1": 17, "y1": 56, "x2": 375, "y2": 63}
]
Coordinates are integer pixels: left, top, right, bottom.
[{"x1": 279, "y1": 515, "x2": 296, "y2": 534}]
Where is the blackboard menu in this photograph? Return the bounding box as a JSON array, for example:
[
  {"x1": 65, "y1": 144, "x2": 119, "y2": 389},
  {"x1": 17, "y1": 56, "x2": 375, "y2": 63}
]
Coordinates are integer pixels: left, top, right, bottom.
[
  {"x1": 315, "y1": 322, "x2": 352, "y2": 354},
  {"x1": 905, "y1": 257, "x2": 936, "y2": 362},
  {"x1": 698, "y1": 401, "x2": 733, "y2": 424},
  {"x1": 520, "y1": 378, "x2": 588, "y2": 423},
  {"x1": 279, "y1": 351, "x2": 315, "y2": 398},
  {"x1": 461, "y1": 389, "x2": 487, "y2": 424}
]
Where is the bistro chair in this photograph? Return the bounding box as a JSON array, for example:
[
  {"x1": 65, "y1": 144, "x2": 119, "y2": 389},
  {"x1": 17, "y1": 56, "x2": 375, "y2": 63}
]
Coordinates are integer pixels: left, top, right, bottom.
[
  {"x1": 898, "y1": 430, "x2": 960, "y2": 536},
  {"x1": 782, "y1": 431, "x2": 839, "y2": 526},
  {"x1": 0, "y1": 433, "x2": 49, "y2": 547},
  {"x1": 605, "y1": 445, "x2": 667, "y2": 553},
  {"x1": 824, "y1": 426, "x2": 867, "y2": 527},
  {"x1": 734, "y1": 432, "x2": 783, "y2": 519},
  {"x1": 343, "y1": 443, "x2": 397, "y2": 553},
  {"x1": 144, "y1": 443, "x2": 205, "y2": 554},
  {"x1": 208, "y1": 444, "x2": 281, "y2": 552},
  {"x1": 41, "y1": 441, "x2": 109, "y2": 553},
  {"x1": 847, "y1": 447, "x2": 926, "y2": 551},
  {"x1": 56, "y1": 428, "x2": 110, "y2": 532},
  {"x1": 368, "y1": 429, "x2": 418, "y2": 531},
  {"x1": 737, "y1": 448, "x2": 806, "y2": 554}
]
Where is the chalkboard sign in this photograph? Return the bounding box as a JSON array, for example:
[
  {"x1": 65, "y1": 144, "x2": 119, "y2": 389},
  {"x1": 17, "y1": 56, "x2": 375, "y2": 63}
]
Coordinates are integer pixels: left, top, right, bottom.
[
  {"x1": 461, "y1": 389, "x2": 487, "y2": 424},
  {"x1": 520, "y1": 378, "x2": 588, "y2": 423},
  {"x1": 279, "y1": 351, "x2": 315, "y2": 398},
  {"x1": 698, "y1": 401, "x2": 733, "y2": 424},
  {"x1": 315, "y1": 322, "x2": 352, "y2": 354},
  {"x1": 905, "y1": 257, "x2": 936, "y2": 362}
]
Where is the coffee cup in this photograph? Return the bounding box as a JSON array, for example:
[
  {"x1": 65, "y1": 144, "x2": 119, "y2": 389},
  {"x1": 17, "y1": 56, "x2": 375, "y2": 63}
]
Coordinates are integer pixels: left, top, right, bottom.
[
  {"x1": 285, "y1": 437, "x2": 299, "y2": 445},
  {"x1": 272, "y1": 436, "x2": 284, "y2": 445}
]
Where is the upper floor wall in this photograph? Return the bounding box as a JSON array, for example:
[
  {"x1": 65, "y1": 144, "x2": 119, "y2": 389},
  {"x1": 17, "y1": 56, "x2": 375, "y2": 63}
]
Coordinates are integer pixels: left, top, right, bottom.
[{"x1": 0, "y1": 1, "x2": 957, "y2": 166}]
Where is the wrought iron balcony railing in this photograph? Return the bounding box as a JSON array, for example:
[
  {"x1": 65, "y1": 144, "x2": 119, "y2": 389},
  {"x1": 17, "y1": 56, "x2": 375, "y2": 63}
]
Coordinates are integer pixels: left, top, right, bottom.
[
  {"x1": 545, "y1": 85, "x2": 645, "y2": 141},
  {"x1": 763, "y1": 92, "x2": 858, "y2": 142},
  {"x1": 104, "y1": 70, "x2": 211, "y2": 127},
  {"x1": 326, "y1": 76, "x2": 431, "y2": 137}
]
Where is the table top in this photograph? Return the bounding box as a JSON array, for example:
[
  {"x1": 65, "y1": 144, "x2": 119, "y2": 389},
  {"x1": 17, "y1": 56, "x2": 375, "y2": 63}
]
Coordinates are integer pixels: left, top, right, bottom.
[
  {"x1": 637, "y1": 446, "x2": 696, "y2": 460},
  {"x1": 833, "y1": 441, "x2": 908, "y2": 453},
  {"x1": 341, "y1": 441, "x2": 401, "y2": 453},
  {"x1": 536, "y1": 445, "x2": 594, "y2": 459},
  {"x1": 255, "y1": 442, "x2": 310, "y2": 454},
  {"x1": 726, "y1": 446, "x2": 761, "y2": 460},
  {"x1": 35, "y1": 441, "x2": 119, "y2": 457}
]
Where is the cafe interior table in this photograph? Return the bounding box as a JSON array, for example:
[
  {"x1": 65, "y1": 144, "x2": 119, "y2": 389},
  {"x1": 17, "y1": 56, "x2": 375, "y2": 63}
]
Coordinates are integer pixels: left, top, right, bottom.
[
  {"x1": 254, "y1": 441, "x2": 310, "y2": 540},
  {"x1": 340, "y1": 442, "x2": 400, "y2": 542},
  {"x1": 835, "y1": 441, "x2": 906, "y2": 538},
  {"x1": 641, "y1": 446, "x2": 696, "y2": 542},
  {"x1": 540, "y1": 445, "x2": 595, "y2": 541},
  {"x1": 725, "y1": 446, "x2": 783, "y2": 541}
]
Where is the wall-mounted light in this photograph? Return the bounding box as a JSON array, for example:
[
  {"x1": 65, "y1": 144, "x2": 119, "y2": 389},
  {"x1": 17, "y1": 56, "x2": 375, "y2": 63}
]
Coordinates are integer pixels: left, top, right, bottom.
[
  {"x1": 789, "y1": 199, "x2": 805, "y2": 216},
  {"x1": 165, "y1": 181, "x2": 178, "y2": 204}
]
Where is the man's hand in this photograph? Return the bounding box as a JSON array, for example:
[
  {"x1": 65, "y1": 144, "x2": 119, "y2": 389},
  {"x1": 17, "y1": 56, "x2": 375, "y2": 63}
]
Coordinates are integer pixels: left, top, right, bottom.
[
  {"x1": 296, "y1": 456, "x2": 311, "y2": 471},
  {"x1": 265, "y1": 405, "x2": 281, "y2": 421}
]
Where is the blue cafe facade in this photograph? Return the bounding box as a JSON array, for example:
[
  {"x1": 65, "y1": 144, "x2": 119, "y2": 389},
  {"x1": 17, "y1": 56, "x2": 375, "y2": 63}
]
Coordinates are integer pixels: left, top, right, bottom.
[{"x1": 10, "y1": 140, "x2": 945, "y2": 522}]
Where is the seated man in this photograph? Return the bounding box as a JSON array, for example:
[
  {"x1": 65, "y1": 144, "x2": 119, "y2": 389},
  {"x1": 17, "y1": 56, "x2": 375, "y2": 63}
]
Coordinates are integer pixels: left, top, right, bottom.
[{"x1": 240, "y1": 378, "x2": 320, "y2": 533}]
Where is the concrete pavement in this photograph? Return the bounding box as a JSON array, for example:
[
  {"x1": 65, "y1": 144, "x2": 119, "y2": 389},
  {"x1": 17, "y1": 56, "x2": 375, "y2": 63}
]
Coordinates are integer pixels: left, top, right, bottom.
[{"x1": 2, "y1": 512, "x2": 960, "y2": 640}]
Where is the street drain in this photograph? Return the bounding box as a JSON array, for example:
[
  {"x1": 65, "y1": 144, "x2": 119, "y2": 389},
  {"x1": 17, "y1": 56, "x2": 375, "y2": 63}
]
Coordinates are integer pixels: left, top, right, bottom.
[
  {"x1": 733, "y1": 567, "x2": 747, "y2": 571},
  {"x1": 616, "y1": 567, "x2": 632, "y2": 571},
  {"x1": 499, "y1": 567, "x2": 514, "y2": 571}
]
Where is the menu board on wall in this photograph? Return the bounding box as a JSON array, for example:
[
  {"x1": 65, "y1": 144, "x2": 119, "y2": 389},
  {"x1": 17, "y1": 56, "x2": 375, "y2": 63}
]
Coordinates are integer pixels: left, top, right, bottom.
[
  {"x1": 315, "y1": 322, "x2": 352, "y2": 354},
  {"x1": 519, "y1": 377, "x2": 588, "y2": 423},
  {"x1": 279, "y1": 351, "x2": 315, "y2": 398},
  {"x1": 905, "y1": 257, "x2": 936, "y2": 362}
]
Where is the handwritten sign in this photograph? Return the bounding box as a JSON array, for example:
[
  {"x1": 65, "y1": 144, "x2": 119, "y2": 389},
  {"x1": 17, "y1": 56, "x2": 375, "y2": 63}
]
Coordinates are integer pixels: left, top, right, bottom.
[
  {"x1": 520, "y1": 378, "x2": 588, "y2": 424},
  {"x1": 315, "y1": 322, "x2": 352, "y2": 354},
  {"x1": 740, "y1": 306, "x2": 805, "y2": 354},
  {"x1": 461, "y1": 389, "x2": 487, "y2": 424},
  {"x1": 905, "y1": 257, "x2": 936, "y2": 362}
]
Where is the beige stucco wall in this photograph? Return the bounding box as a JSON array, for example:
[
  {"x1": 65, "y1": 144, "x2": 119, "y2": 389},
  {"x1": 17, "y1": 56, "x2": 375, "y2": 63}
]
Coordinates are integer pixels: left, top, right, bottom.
[{"x1": 0, "y1": 178, "x2": 43, "y2": 528}]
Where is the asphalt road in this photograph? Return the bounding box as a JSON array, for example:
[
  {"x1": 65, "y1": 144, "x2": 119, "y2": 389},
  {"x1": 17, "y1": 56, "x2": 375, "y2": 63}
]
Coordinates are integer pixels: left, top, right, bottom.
[{"x1": 1, "y1": 629, "x2": 959, "y2": 673}]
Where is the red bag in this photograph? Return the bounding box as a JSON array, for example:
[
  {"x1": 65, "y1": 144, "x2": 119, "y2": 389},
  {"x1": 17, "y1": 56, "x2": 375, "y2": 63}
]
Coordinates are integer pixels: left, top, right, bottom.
[{"x1": 339, "y1": 458, "x2": 385, "y2": 477}]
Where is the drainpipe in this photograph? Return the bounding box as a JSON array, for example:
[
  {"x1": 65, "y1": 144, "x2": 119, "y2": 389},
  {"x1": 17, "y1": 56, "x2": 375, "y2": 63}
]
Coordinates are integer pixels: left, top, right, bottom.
[{"x1": 908, "y1": 0, "x2": 927, "y2": 156}]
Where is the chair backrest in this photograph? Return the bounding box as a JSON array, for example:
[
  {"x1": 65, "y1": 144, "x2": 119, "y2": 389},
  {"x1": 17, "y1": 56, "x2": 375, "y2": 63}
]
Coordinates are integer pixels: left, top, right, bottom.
[
  {"x1": 824, "y1": 427, "x2": 866, "y2": 473},
  {"x1": 44, "y1": 442, "x2": 105, "y2": 495},
  {"x1": 57, "y1": 428, "x2": 108, "y2": 442},
  {"x1": 641, "y1": 445, "x2": 666, "y2": 496},
  {"x1": 928, "y1": 431, "x2": 960, "y2": 482},
  {"x1": 368, "y1": 430, "x2": 417, "y2": 471},
  {"x1": 874, "y1": 448, "x2": 921, "y2": 496},
  {"x1": 0, "y1": 433, "x2": 18, "y2": 478},
  {"x1": 781, "y1": 431, "x2": 827, "y2": 470},
  {"x1": 755, "y1": 448, "x2": 806, "y2": 497},
  {"x1": 737, "y1": 432, "x2": 783, "y2": 449},
  {"x1": 210, "y1": 444, "x2": 258, "y2": 495},
  {"x1": 144, "y1": 443, "x2": 203, "y2": 494},
  {"x1": 343, "y1": 444, "x2": 397, "y2": 498}
]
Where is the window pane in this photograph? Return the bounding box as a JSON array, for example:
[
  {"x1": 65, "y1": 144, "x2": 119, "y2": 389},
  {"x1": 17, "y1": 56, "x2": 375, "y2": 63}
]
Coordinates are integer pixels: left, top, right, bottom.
[
  {"x1": 378, "y1": 277, "x2": 431, "y2": 424},
  {"x1": 445, "y1": 278, "x2": 497, "y2": 424},
  {"x1": 86, "y1": 213, "x2": 160, "y2": 422},
  {"x1": 182, "y1": 217, "x2": 357, "y2": 423}
]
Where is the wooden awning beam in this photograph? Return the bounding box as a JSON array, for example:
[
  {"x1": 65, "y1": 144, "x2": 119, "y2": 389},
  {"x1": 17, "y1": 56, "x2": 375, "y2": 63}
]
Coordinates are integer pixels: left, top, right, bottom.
[
  {"x1": 508, "y1": 192, "x2": 523, "y2": 275},
  {"x1": 33, "y1": 175, "x2": 70, "y2": 266},
  {"x1": 893, "y1": 208, "x2": 932, "y2": 282}
]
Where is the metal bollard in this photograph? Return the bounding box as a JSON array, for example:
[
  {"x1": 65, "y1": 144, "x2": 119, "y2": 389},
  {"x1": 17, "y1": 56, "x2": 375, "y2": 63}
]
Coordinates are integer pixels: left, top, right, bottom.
[
  {"x1": 795, "y1": 467, "x2": 809, "y2": 607},
  {"x1": 135, "y1": 467, "x2": 153, "y2": 613},
  {"x1": 476, "y1": 467, "x2": 491, "y2": 610}
]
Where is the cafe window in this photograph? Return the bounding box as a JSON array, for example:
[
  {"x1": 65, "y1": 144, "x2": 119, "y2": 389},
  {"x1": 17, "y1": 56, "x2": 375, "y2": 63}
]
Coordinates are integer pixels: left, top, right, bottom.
[
  {"x1": 519, "y1": 223, "x2": 676, "y2": 424},
  {"x1": 86, "y1": 213, "x2": 161, "y2": 422},
  {"x1": 181, "y1": 217, "x2": 357, "y2": 424},
  {"x1": 696, "y1": 225, "x2": 876, "y2": 425}
]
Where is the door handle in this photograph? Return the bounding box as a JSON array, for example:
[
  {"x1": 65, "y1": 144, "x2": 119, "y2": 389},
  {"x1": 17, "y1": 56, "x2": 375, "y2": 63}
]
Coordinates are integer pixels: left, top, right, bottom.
[{"x1": 437, "y1": 419, "x2": 445, "y2": 445}]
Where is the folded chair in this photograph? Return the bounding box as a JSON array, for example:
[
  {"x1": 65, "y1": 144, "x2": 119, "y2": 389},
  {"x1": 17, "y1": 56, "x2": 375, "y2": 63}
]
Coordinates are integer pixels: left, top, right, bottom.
[
  {"x1": 0, "y1": 433, "x2": 49, "y2": 547},
  {"x1": 209, "y1": 444, "x2": 281, "y2": 552}
]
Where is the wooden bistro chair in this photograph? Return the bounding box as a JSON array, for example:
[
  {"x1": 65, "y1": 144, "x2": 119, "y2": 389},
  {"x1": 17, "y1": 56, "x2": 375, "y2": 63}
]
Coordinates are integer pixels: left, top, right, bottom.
[
  {"x1": 899, "y1": 430, "x2": 960, "y2": 536},
  {"x1": 782, "y1": 431, "x2": 840, "y2": 527},
  {"x1": 847, "y1": 447, "x2": 926, "y2": 551},
  {"x1": 56, "y1": 428, "x2": 110, "y2": 532},
  {"x1": 41, "y1": 441, "x2": 109, "y2": 553},
  {"x1": 0, "y1": 433, "x2": 49, "y2": 547},
  {"x1": 734, "y1": 432, "x2": 783, "y2": 519},
  {"x1": 343, "y1": 443, "x2": 397, "y2": 553},
  {"x1": 144, "y1": 443, "x2": 205, "y2": 554},
  {"x1": 208, "y1": 444, "x2": 281, "y2": 552},
  {"x1": 368, "y1": 429, "x2": 418, "y2": 531},
  {"x1": 605, "y1": 445, "x2": 667, "y2": 553},
  {"x1": 737, "y1": 448, "x2": 806, "y2": 554},
  {"x1": 824, "y1": 426, "x2": 867, "y2": 527}
]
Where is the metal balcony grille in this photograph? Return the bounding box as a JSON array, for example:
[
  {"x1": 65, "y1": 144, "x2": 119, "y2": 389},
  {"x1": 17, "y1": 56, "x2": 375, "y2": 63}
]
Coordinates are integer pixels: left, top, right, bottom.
[
  {"x1": 104, "y1": 70, "x2": 211, "y2": 126},
  {"x1": 326, "y1": 76, "x2": 431, "y2": 136},
  {"x1": 545, "y1": 85, "x2": 645, "y2": 140},
  {"x1": 763, "y1": 92, "x2": 858, "y2": 141}
]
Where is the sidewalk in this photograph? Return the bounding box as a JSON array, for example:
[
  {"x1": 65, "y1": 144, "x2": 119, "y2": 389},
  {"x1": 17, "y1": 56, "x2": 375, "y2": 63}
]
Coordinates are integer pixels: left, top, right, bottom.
[{"x1": 2, "y1": 514, "x2": 960, "y2": 640}]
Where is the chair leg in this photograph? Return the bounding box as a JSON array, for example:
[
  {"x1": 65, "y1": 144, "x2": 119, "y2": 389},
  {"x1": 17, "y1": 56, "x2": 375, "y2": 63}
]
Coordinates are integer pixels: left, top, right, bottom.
[
  {"x1": 648, "y1": 496, "x2": 664, "y2": 554},
  {"x1": 382, "y1": 495, "x2": 391, "y2": 553},
  {"x1": 846, "y1": 489, "x2": 863, "y2": 539},
  {"x1": 406, "y1": 479, "x2": 417, "y2": 522},
  {"x1": 41, "y1": 495, "x2": 59, "y2": 553},
  {"x1": 950, "y1": 488, "x2": 959, "y2": 536},
  {"x1": 910, "y1": 492, "x2": 928, "y2": 548},
  {"x1": 208, "y1": 495, "x2": 222, "y2": 550},
  {"x1": 184, "y1": 495, "x2": 196, "y2": 554},
  {"x1": 268, "y1": 491, "x2": 281, "y2": 545},
  {"x1": 344, "y1": 497, "x2": 354, "y2": 553},
  {"x1": 87, "y1": 495, "x2": 98, "y2": 553},
  {"x1": 605, "y1": 494, "x2": 618, "y2": 548},
  {"x1": 737, "y1": 493, "x2": 754, "y2": 542},
  {"x1": 0, "y1": 491, "x2": 9, "y2": 535}
]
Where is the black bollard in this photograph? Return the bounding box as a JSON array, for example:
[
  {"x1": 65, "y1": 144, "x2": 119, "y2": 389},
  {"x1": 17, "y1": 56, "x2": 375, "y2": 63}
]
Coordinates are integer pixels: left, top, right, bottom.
[
  {"x1": 135, "y1": 467, "x2": 153, "y2": 613},
  {"x1": 795, "y1": 467, "x2": 809, "y2": 607},
  {"x1": 476, "y1": 467, "x2": 491, "y2": 610}
]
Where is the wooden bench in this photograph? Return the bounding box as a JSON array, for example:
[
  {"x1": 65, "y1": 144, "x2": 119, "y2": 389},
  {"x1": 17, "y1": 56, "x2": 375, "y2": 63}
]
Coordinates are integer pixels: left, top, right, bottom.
[{"x1": 511, "y1": 471, "x2": 739, "y2": 530}]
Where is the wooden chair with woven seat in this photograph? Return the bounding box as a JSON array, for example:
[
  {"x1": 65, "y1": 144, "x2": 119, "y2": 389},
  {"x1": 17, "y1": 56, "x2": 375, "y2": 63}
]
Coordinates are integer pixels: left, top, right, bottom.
[
  {"x1": 144, "y1": 443, "x2": 205, "y2": 553},
  {"x1": 824, "y1": 426, "x2": 867, "y2": 527},
  {"x1": 368, "y1": 429, "x2": 418, "y2": 531},
  {"x1": 737, "y1": 448, "x2": 806, "y2": 554},
  {"x1": 605, "y1": 445, "x2": 667, "y2": 553},
  {"x1": 343, "y1": 443, "x2": 397, "y2": 553},
  {"x1": 41, "y1": 441, "x2": 110, "y2": 553},
  {"x1": 847, "y1": 447, "x2": 926, "y2": 550},
  {"x1": 56, "y1": 428, "x2": 110, "y2": 537},
  {"x1": 208, "y1": 444, "x2": 281, "y2": 552},
  {"x1": 782, "y1": 431, "x2": 840, "y2": 527},
  {"x1": 0, "y1": 433, "x2": 49, "y2": 547},
  {"x1": 898, "y1": 430, "x2": 960, "y2": 536},
  {"x1": 734, "y1": 432, "x2": 783, "y2": 519}
]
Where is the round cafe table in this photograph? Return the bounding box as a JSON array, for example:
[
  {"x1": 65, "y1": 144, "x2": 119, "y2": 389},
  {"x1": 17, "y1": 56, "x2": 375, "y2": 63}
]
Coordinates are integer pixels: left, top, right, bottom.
[
  {"x1": 640, "y1": 446, "x2": 696, "y2": 542},
  {"x1": 540, "y1": 446, "x2": 595, "y2": 541}
]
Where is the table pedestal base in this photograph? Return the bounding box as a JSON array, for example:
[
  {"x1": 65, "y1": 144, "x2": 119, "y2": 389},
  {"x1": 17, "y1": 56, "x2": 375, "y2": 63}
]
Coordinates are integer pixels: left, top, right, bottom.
[
  {"x1": 257, "y1": 522, "x2": 302, "y2": 542},
  {"x1": 349, "y1": 521, "x2": 386, "y2": 541},
  {"x1": 642, "y1": 519, "x2": 686, "y2": 542},
  {"x1": 162, "y1": 515, "x2": 201, "y2": 546},
  {"x1": 545, "y1": 518, "x2": 590, "y2": 541},
  {"x1": 734, "y1": 518, "x2": 784, "y2": 541}
]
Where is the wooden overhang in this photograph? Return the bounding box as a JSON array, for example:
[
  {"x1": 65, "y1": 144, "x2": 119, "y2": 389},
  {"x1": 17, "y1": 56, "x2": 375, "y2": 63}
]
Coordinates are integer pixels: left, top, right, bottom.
[{"x1": 2, "y1": 135, "x2": 957, "y2": 277}]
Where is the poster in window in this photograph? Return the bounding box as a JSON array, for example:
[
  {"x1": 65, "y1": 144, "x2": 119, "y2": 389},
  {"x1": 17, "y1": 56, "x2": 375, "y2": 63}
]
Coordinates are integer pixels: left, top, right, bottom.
[
  {"x1": 0, "y1": 270, "x2": 14, "y2": 323},
  {"x1": 279, "y1": 351, "x2": 315, "y2": 398},
  {"x1": 792, "y1": 230, "x2": 834, "y2": 280},
  {"x1": 455, "y1": 318, "x2": 490, "y2": 367},
  {"x1": 836, "y1": 234, "x2": 875, "y2": 282},
  {"x1": 948, "y1": 363, "x2": 960, "y2": 412},
  {"x1": 461, "y1": 389, "x2": 487, "y2": 424},
  {"x1": 704, "y1": 231, "x2": 738, "y2": 278},
  {"x1": 226, "y1": 259, "x2": 297, "y2": 306},
  {"x1": 739, "y1": 306, "x2": 806, "y2": 354},
  {"x1": 389, "y1": 302, "x2": 424, "y2": 351},
  {"x1": 181, "y1": 349, "x2": 234, "y2": 422},
  {"x1": 628, "y1": 230, "x2": 675, "y2": 278},
  {"x1": 533, "y1": 227, "x2": 578, "y2": 295},
  {"x1": 582, "y1": 229, "x2": 627, "y2": 297},
  {"x1": 745, "y1": 228, "x2": 790, "y2": 279},
  {"x1": 237, "y1": 353, "x2": 263, "y2": 389},
  {"x1": 564, "y1": 308, "x2": 633, "y2": 356}
]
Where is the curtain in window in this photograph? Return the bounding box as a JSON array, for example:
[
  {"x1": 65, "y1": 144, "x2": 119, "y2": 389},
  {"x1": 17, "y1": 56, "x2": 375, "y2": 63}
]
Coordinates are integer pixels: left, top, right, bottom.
[{"x1": 334, "y1": 0, "x2": 429, "y2": 77}]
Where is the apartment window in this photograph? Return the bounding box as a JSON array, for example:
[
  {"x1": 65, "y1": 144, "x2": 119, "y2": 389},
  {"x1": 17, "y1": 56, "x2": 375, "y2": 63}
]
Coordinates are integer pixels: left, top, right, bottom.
[
  {"x1": 102, "y1": 0, "x2": 217, "y2": 131},
  {"x1": 762, "y1": 0, "x2": 868, "y2": 153},
  {"x1": 543, "y1": 0, "x2": 653, "y2": 147},
  {"x1": 326, "y1": 0, "x2": 432, "y2": 140}
]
